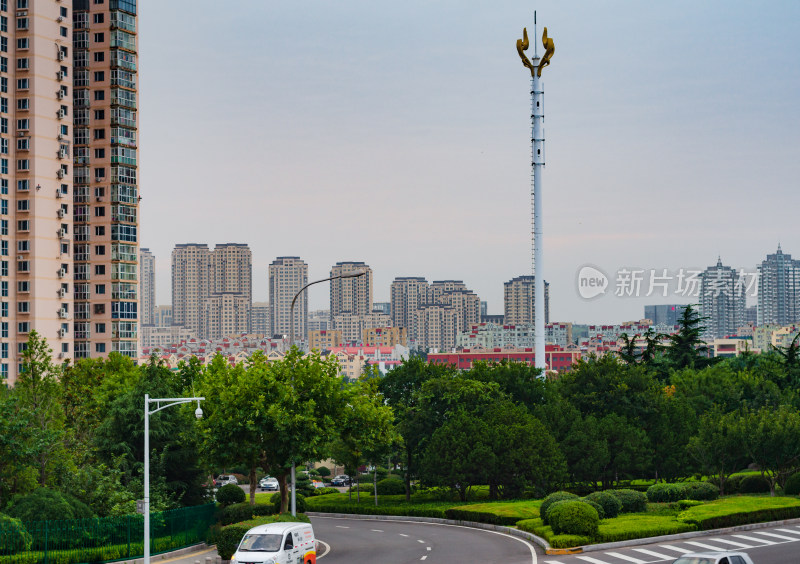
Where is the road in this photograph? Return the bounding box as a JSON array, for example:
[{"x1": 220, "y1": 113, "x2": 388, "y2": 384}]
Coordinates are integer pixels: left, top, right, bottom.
[
  {"x1": 310, "y1": 515, "x2": 539, "y2": 564},
  {"x1": 539, "y1": 523, "x2": 800, "y2": 564}
]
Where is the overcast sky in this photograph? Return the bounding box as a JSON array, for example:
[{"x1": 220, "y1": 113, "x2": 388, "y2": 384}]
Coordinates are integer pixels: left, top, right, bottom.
[{"x1": 138, "y1": 1, "x2": 800, "y2": 323}]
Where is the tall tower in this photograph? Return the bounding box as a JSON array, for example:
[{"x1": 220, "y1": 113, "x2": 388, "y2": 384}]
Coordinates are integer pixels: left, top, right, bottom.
[
  {"x1": 699, "y1": 257, "x2": 746, "y2": 339},
  {"x1": 504, "y1": 275, "x2": 550, "y2": 325},
  {"x1": 329, "y1": 261, "x2": 372, "y2": 318},
  {"x1": 269, "y1": 256, "x2": 308, "y2": 340},
  {"x1": 516, "y1": 15, "x2": 554, "y2": 371},
  {"x1": 139, "y1": 247, "x2": 154, "y2": 325},
  {"x1": 72, "y1": 0, "x2": 139, "y2": 360},
  {"x1": 171, "y1": 244, "x2": 211, "y2": 337},
  {"x1": 758, "y1": 245, "x2": 800, "y2": 326}
]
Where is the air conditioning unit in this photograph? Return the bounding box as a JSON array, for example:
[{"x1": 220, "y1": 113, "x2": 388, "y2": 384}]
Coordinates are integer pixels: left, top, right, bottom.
[
  {"x1": 58, "y1": 329, "x2": 66, "y2": 338},
  {"x1": 17, "y1": 131, "x2": 24, "y2": 137},
  {"x1": 58, "y1": 51, "x2": 65, "y2": 61},
  {"x1": 59, "y1": 309, "x2": 68, "y2": 319},
  {"x1": 58, "y1": 228, "x2": 67, "y2": 238},
  {"x1": 56, "y1": 169, "x2": 65, "y2": 179},
  {"x1": 56, "y1": 190, "x2": 64, "y2": 198},
  {"x1": 57, "y1": 109, "x2": 65, "y2": 119},
  {"x1": 57, "y1": 209, "x2": 65, "y2": 218},
  {"x1": 57, "y1": 70, "x2": 65, "y2": 81},
  {"x1": 58, "y1": 352, "x2": 64, "y2": 359},
  {"x1": 57, "y1": 133, "x2": 65, "y2": 140},
  {"x1": 59, "y1": 288, "x2": 67, "y2": 298},
  {"x1": 95, "y1": 196, "x2": 101, "y2": 202},
  {"x1": 56, "y1": 90, "x2": 65, "y2": 99},
  {"x1": 57, "y1": 16, "x2": 63, "y2": 22},
  {"x1": 58, "y1": 268, "x2": 66, "y2": 278},
  {"x1": 58, "y1": 149, "x2": 66, "y2": 159}
]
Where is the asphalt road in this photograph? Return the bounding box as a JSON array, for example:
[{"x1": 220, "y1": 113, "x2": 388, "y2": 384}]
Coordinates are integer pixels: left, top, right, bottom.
[
  {"x1": 539, "y1": 523, "x2": 800, "y2": 564},
  {"x1": 310, "y1": 515, "x2": 540, "y2": 564}
]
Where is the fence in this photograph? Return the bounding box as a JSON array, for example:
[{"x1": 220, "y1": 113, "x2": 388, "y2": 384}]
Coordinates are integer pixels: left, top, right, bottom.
[{"x1": 0, "y1": 503, "x2": 215, "y2": 564}]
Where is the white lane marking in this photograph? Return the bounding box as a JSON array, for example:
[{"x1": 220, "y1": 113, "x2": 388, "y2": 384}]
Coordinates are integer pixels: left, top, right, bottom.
[
  {"x1": 370, "y1": 529, "x2": 384, "y2": 532},
  {"x1": 426, "y1": 546, "x2": 431, "y2": 551},
  {"x1": 751, "y1": 530, "x2": 799, "y2": 541},
  {"x1": 658, "y1": 545, "x2": 693, "y2": 554},
  {"x1": 420, "y1": 556, "x2": 427, "y2": 561},
  {"x1": 604, "y1": 551, "x2": 649, "y2": 563},
  {"x1": 683, "y1": 541, "x2": 730, "y2": 551},
  {"x1": 417, "y1": 539, "x2": 426, "y2": 543},
  {"x1": 335, "y1": 525, "x2": 349, "y2": 529},
  {"x1": 575, "y1": 556, "x2": 615, "y2": 564},
  {"x1": 399, "y1": 533, "x2": 409, "y2": 537},
  {"x1": 775, "y1": 528, "x2": 800, "y2": 536},
  {"x1": 631, "y1": 548, "x2": 673, "y2": 559},
  {"x1": 731, "y1": 534, "x2": 776, "y2": 545},
  {"x1": 706, "y1": 537, "x2": 754, "y2": 549},
  {"x1": 311, "y1": 516, "x2": 537, "y2": 564},
  {"x1": 316, "y1": 540, "x2": 331, "y2": 560}
]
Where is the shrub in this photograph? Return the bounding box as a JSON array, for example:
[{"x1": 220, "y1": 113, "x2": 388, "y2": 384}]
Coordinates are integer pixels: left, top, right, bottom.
[
  {"x1": 646, "y1": 483, "x2": 687, "y2": 503},
  {"x1": 0, "y1": 513, "x2": 32, "y2": 555},
  {"x1": 548, "y1": 500, "x2": 599, "y2": 536},
  {"x1": 376, "y1": 478, "x2": 405, "y2": 495},
  {"x1": 585, "y1": 491, "x2": 621, "y2": 519},
  {"x1": 540, "y1": 491, "x2": 579, "y2": 525},
  {"x1": 216, "y1": 484, "x2": 246, "y2": 506},
  {"x1": 738, "y1": 475, "x2": 770, "y2": 494},
  {"x1": 612, "y1": 489, "x2": 648, "y2": 513},
  {"x1": 676, "y1": 499, "x2": 704, "y2": 510},
  {"x1": 217, "y1": 502, "x2": 275, "y2": 526},
  {"x1": 784, "y1": 472, "x2": 800, "y2": 496},
  {"x1": 316, "y1": 467, "x2": 331, "y2": 478},
  {"x1": 269, "y1": 492, "x2": 306, "y2": 514},
  {"x1": 307, "y1": 487, "x2": 338, "y2": 497},
  {"x1": 7, "y1": 488, "x2": 94, "y2": 522},
  {"x1": 443, "y1": 508, "x2": 520, "y2": 526},
  {"x1": 685, "y1": 482, "x2": 719, "y2": 501},
  {"x1": 216, "y1": 525, "x2": 248, "y2": 560},
  {"x1": 582, "y1": 500, "x2": 605, "y2": 520}
]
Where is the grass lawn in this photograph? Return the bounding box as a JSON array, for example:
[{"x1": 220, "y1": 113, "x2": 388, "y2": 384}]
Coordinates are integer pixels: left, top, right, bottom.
[
  {"x1": 224, "y1": 513, "x2": 310, "y2": 529},
  {"x1": 453, "y1": 500, "x2": 542, "y2": 521},
  {"x1": 677, "y1": 495, "x2": 800, "y2": 529}
]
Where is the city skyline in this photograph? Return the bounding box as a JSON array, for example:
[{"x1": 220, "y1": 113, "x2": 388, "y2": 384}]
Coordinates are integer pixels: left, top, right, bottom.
[{"x1": 138, "y1": 1, "x2": 799, "y2": 323}]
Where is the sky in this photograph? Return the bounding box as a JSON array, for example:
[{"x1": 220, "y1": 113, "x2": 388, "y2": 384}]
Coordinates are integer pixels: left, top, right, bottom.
[{"x1": 138, "y1": 1, "x2": 800, "y2": 324}]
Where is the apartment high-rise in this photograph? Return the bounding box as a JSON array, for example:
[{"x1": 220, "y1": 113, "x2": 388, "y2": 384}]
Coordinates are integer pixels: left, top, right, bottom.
[
  {"x1": 758, "y1": 245, "x2": 800, "y2": 327},
  {"x1": 699, "y1": 257, "x2": 746, "y2": 339},
  {"x1": 139, "y1": 247, "x2": 154, "y2": 325},
  {"x1": 269, "y1": 256, "x2": 308, "y2": 341},
  {"x1": 390, "y1": 277, "x2": 429, "y2": 331},
  {"x1": 644, "y1": 304, "x2": 687, "y2": 327},
  {"x1": 504, "y1": 275, "x2": 550, "y2": 325},
  {"x1": 251, "y1": 301, "x2": 269, "y2": 335},
  {"x1": 201, "y1": 292, "x2": 250, "y2": 340},
  {"x1": 171, "y1": 244, "x2": 211, "y2": 336},
  {"x1": 330, "y1": 261, "x2": 372, "y2": 318},
  {"x1": 71, "y1": 0, "x2": 140, "y2": 361}
]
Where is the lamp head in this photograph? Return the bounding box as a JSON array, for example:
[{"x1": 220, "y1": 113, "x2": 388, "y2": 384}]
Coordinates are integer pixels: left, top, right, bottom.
[{"x1": 195, "y1": 401, "x2": 203, "y2": 419}]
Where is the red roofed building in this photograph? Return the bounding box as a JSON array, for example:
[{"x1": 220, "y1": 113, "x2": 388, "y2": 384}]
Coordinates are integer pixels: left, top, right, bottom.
[{"x1": 428, "y1": 345, "x2": 579, "y2": 373}]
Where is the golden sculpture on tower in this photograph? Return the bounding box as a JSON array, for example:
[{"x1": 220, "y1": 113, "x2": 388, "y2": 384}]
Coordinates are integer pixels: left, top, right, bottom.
[{"x1": 516, "y1": 26, "x2": 555, "y2": 77}]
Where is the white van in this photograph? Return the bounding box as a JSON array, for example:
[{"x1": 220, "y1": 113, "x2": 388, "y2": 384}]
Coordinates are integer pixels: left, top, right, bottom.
[{"x1": 231, "y1": 522, "x2": 316, "y2": 564}]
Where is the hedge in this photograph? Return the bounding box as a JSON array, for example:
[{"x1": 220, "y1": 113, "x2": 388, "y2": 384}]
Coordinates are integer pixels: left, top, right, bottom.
[
  {"x1": 516, "y1": 518, "x2": 592, "y2": 549},
  {"x1": 443, "y1": 508, "x2": 520, "y2": 526},
  {"x1": 216, "y1": 526, "x2": 248, "y2": 560},
  {"x1": 217, "y1": 502, "x2": 276, "y2": 526},
  {"x1": 216, "y1": 484, "x2": 246, "y2": 506},
  {"x1": 376, "y1": 478, "x2": 406, "y2": 496},
  {"x1": 269, "y1": 493, "x2": 306, "y2": 514},
  {"x1": 646, "y1": 482, "x2": 719, "y2": 503},
  {"x1": 547, "y1": 501, "x2": 599, "y2": 536},
  {"x1": 611, "y1": 489, "x2": 648, "y2": 513},
  {"x1": 677, "y1": 497, "x2": 800, "y2": 530},
  {"x1": 584, "y1": 491, "x2": 621, "y2": 519},
  {"x1": 785, "y1": 473, "x2": 800, "y2": 496},
  {"x1": 595, "y1": 514, "x2": 696, "y2": 543},
  {"x1": 738, "y1": 475, "x2": 771, "y2": 494}
]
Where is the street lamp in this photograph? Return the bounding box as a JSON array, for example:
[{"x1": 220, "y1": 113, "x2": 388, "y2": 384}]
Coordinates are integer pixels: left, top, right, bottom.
[
  {"x1": 287, "y1": 268, "x2": 367, "y2": 515},
  {"x1": 143, "y1": 394, "x2": 204, "y2": 564}
]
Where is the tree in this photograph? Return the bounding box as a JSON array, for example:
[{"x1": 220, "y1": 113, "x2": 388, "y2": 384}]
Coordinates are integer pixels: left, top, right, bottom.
[
  {"x1": 687, "y1": 408, "x2": 748, "y2": 495},
  {"x1": 597, "y1": 414, "x2": 653, "y2": 489},
  {"x1": 0, "y1": 389, "x2": 36, "y2": 506},
  {"x1": 772, "y1": 331, "x2": 800, "y2": 388},
  {"x1": 647, "y1": 391, "x2": 697, "y2": 482},
  {"x1": 559, "y1": 414, "x2": 609, "y2": 489},
  {"x1": 617, "y1": 333, "x2": 641, "y2": 365},
  {"x1": 466, "y1": 360, "x2": 547, "y2": 409},
  {"x1": 736, "y1": 405, "x2": 800, "y2": 496},
  {"x1": 665, "y1": 305, "x2": 717, "y2": 370}
]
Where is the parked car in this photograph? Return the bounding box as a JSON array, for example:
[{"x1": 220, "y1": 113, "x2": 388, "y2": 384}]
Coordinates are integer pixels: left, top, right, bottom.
[
  {"x1": 216, "y1": 474, "x2": 238, "y2": 486},
  {"x1": 671, "y1": 552, "x2": 755, "y2": 564},
  {"x1": 330, "y1": 475, "x2": 351, "y2": 487},
  {"x1": 259, "y1": 476, "x2": 279, "y2": 491},
  {"x1": 233, "y1": 522, "x2": 316, "y2": 564}
]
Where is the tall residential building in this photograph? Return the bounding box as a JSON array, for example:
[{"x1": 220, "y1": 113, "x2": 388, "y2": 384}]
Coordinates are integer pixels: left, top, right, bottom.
[
  {"x1": 330, "y1": 261, "x2": 372, "y2": 317},
  {"x1": 504, "y1": 275, "x2": 550, "y2": 325},
  {"x1": 140, "y1": 247, "x2": 155, "y2": 325},
  {"x1": 373, "y1": 302, "x2": 391, "y2": 316},
  {"x1": 390, "y1": 277, "x2": 429, "y2": 330},
  {"x1": 72, "y1": 0, "x2": 140, "y2": 361},
  {"x1": 307, "y1": 309, "x2": 330, "y2": 333},
  {"x1": 212, "y1": 243, "x2": 251, "y2": 302},
  {"x1": 269, "y1": 256, "x2": 308, "y2": 341},
  {"x1": 171, "y1": 244, "x2": 211, "y2": 336},
  {"x1": 644, "y1": 304, "x2": 688, "y2": 327},
  {"x1": 201, "y1": 292, "x2": 250, "y2": 340},
  {"x1": 153, "y1": 304, "x2": 172, "y2": 327},
  {"x1": 699, "y1": 257, "x2": 746, "y2": 339},
  {"x1": 251, "y1": 301, "x2": 269, "y2": 335},
  {"x1": 758, "y1": 245, "x2": 800, "y2": 327}
]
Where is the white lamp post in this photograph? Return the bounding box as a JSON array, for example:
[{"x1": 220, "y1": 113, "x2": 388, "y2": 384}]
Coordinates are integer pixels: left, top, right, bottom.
[
  {"x1": 143, "y1": 395, "x2": 204, "y2": 564},
  {"x1": 287, "y1": 269, "x2": 367, "y2": 515}
]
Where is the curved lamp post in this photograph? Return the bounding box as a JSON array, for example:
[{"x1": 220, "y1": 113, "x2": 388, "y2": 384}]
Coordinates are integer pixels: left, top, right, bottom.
[
  {"x1": 144, "y1": 395, "x2": 204, "y2": 564},
  {"x1": 287, "y1": 268, "x2": 367, "y2": 515}
]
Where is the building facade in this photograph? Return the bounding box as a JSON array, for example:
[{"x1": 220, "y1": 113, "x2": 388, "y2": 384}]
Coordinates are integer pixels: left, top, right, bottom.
[
  {"x1": 201, "y1": 292, "x2": 250, "y2": 340},
  {"x1": 251, "y1": 301, "x2": 269, "y2": 335},
  {"x1": 364, "y1": 326, "x2": 406, "y2": 347},
  {"x1": 308, "y1": 329, "x2": 342, "y2": 352},
  {"x1": 307, "y1": 309, "x2": 330, "y2": 333},
  {"x1": 504, "y1": 275, "x2": 550, "y2": 325},
  {"x1": 758, "y1": 245, "x2": 800, "y2": 327},
  {"x1": 390, "y1": 277, "x2": 428, "y2": 331},
  {"x1": 332, "y1": 311, "x2": 391, "y2": 344},
  {"x1": 699, "y1": 258, "x2": 746, "y2": 339},
  {"x1": 171, "y1": 243, "x2": 211, "y2": 336},
  {"x1": 139, "y1": 247, "x2": 154, "y2": 325},
  {"x1": 329, "y1": 261, "x2": 372, "y2": 317},
  {"x1": 269, "y1": 256, "x2": 308, "y2": 341},
  {"x1": 644, "y1": 304, "x2": 688, "y2": 327}
]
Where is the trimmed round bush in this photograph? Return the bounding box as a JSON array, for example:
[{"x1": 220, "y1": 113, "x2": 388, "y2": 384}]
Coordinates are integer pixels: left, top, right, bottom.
[
  {"x1": 646, "y1": 483, "x2": 687, "y2": 503},
  {"x1": 376, "y1": 477, "x2": 405, "y2": 495},
  {"x1": 269, "y1": 492, "x2": 306, "y2": 513},
  {"x1": 548, "y1": 500, "x2": 599, "y2": 536},
  {"x1": 216, "y1": 484, "x2": 246, "y2": 506},
  {"x1": 739, "y1": 475, "x2": 770, "y2": 494},
  {"x1": 584, "y1": 491, "x2": 622, "y2": 519},
  {"x1": 216, "y1": 526, "x2": 248, "y2": 560},
  {"x1": 611, "y1": 489, "x2": 648, "y2": 513},
  {"x1": 0, "y1": 513, "x2": 32, "y2": 554},
  {"x1": 784, "y1": 472, "x2": 800, "y2": 496},
  {"x1": 540, "y1": 491, "x2": 579, "y2": 525},
  {"x1": 582, "y1": 500, "x2": 605, "y2": 520},
  {"x1": 685, "y1": 482, "x2": 719, "y2": 501},
  {"x1": 316, "y1": 466, "x2": 331, "y2": 478},
  {"x1": 7, "y1": 488, "x2": 94, "y2": 522}
]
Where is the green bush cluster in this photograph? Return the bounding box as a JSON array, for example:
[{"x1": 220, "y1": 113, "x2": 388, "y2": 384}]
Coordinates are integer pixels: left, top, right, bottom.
[
  {"x1": 611, "y1": 489, "x2": 648, "y2": 513},
  {"x1": 376, "y1": 478, "x2": 405, "y2": 496},
  {"x1": 679, "y1": 504, "x2": 800, "y2": 530},
  {"x1": 269, "y1": 493, "x2": 306, "y2": 514},
  {"x1": 548, "y1": 501, "x2": 599, "y2": 536},
  {"x1": 7, "y1": 489, "x2": 94, "y2": 523},
  {"x1": 584, "y1": 491, "x2": 621, "y2": 519},
  {"x1": 216, "y1": 484, "x2": 246, "y2": 506},
  {"x1": 307, "y1": 487, "x2": 339, "y2": 497},
  {"x1": 676, "y1": 500, "x2": 704, "y2": 510},
  {"x1": 443, "y1": 508, "x2": 520, "y2": 526},
  {"x1": 738, "y1": 475, "x2": 770, "y2": 494},
  {"x1": 539, "y1": 492, "x2": 579, "y2": 525},
  {"x1": 646, "y1": 482, "x2": 719, "y2": 503},
  {"x1": 582, "y1": 500, "x2": 605, "y2": 519},
  {"x1": 0, "y1": 513, "x2": 32, "y2": 555},
  {"x1": 216, "y1": 526, "x2": 248, "y2": 560},
  {"x1": 217, "y1": 502, "x2": 276, "y2": 526},
  {"x1": 784, "y1": 472, "x2": 800, "y2": 496}
]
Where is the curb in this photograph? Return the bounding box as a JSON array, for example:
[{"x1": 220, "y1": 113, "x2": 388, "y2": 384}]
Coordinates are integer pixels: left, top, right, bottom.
[
  {"x1": 306, "y1": 511, "x2": 552, "y2": 551},
  {"x1": 112, "y1": 543, "x2": 216, "y2": 564}
]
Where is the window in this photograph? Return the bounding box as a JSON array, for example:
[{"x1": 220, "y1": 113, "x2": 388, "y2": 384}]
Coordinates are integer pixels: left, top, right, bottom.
[
  {"x1": 94, "y1": 52, "x2": 104, "y2": 62},
  {"x1": 0, "y1": 16, "x2": 5, "y2": 32},
  {"x1": 95, "y1": 343, "x2": 106, "y2": 353},
  {"x1": 16, "y1": 159, "x2": 28, "y2": 171},
  {"x1": 16, "y1": 138, "x2": 28, "y2": 151},
  {"x1": 16, "y1": 260, "x2": 28, "y2": 273},
  {"x1": 60, "y1": 124, "x2": 68, "y2": 135},
  {"x1": 95, "y1": 148, "x2": 106, "y2": 158},
  {"x1": 93, "y1": 13, "x2": 104, "y2": 23},
  {"x1": 16, "y1": 199, "x2": 28, "y2": 211},
  {"x1": 93, "y1": 33, "x2": 105, "y2": 43},
  {"x1": 16, "y1": 240, "x2": 27, "y2": 253},
  {"x1": 17, "y1": 281, "x2": 28, "y2": 292},
  {"x1": 94, "y1": 110, "x2": 105, "y2": 121},
  {"x1": 94, "y1": 71, "x2": 104, "y2": 82},
  {"x1": 95, "y1": 284, "x2": 105, "y2": 294},
  {"x1": 0, "y1": 97, "x2": 6, "y2": 112},
  {"x1": 0, "y1": 78, "x2": 5, "y2": 93},
  {"x1": 95, "y1": 226, "x2": 105, "y2": 236},
  {"x1": 16, "y1": 301, "x2": 28, "y2": 313},
  {"x1": 94, "y1": 303, "x2": 105, "y2": 314},
  {"x1": 16, "y1": 220, "x2": 28, "y2": 231},
  {"x1": 16, "y1": 98, "x2": 27, "y2": 110},
  {"x1": 0, "y1": 220, "x2": 6, "y2": 235},
  {"x1": 94, "y1": 207, "x2": 105, "y2": 217},
  {"x1": 0, "y1": 57, "x2": 5, "y2": 72},
  {"x1": 15, "y1": 37, "x2": 27, "y2": 49},
  {"x1": 16, "y1": 58, "x2": 28, "y2": 70},
  {"x1": 0, "y1": 118, "x2": 5, "y2": 134},
  {"x1": 60, "y1": 6, "x2": 67, "y2": 17},
  {"x1": 95, "y1": 264, "x2": 105, "y2": 275},
  {"x1": 1, "y1": 159, "x2": 7, "y2": 174},
  {"x1": 95, "y1": 167, "x2": 106, "y2": 179},
  {"x1": 60, "y1": 242, "x2": 69, "y2": 255},
  {"x1": 60, "y1": 26, "x2": 67, "y2": 38},
  {"x1": 16, "y1": 118, "x2": 28, "y2": 130},
  {"x1": 94, "y1": 129, "x2": 105, "y2": 140},
  {"x1": 94, "y1": 244, "x2": 105, "y2": 255},
  {"x1": 0, "y1": 138, "x2": 6, "y2": 154},
  {"x1": 95, "y1": 187, "x2": 105, "y2": 197},
  {"x1": 94, "y1": 90, "x2": 105, "y2": 101},
  {"x1": 95, "y1": 322, "x2": 106, "y2": 333},
  {"x1": 16, "y1": 78, "x2": 27, "y2": 90},
  {"x1": 16, "y1": 179, "x2": 27, "y2": 191},
  {"x1": 0, "y1": 261, "x2": 5, "y2": 276},
  {"x1": 17, "y1": 322, "x2": 28, "y2": 333}
]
